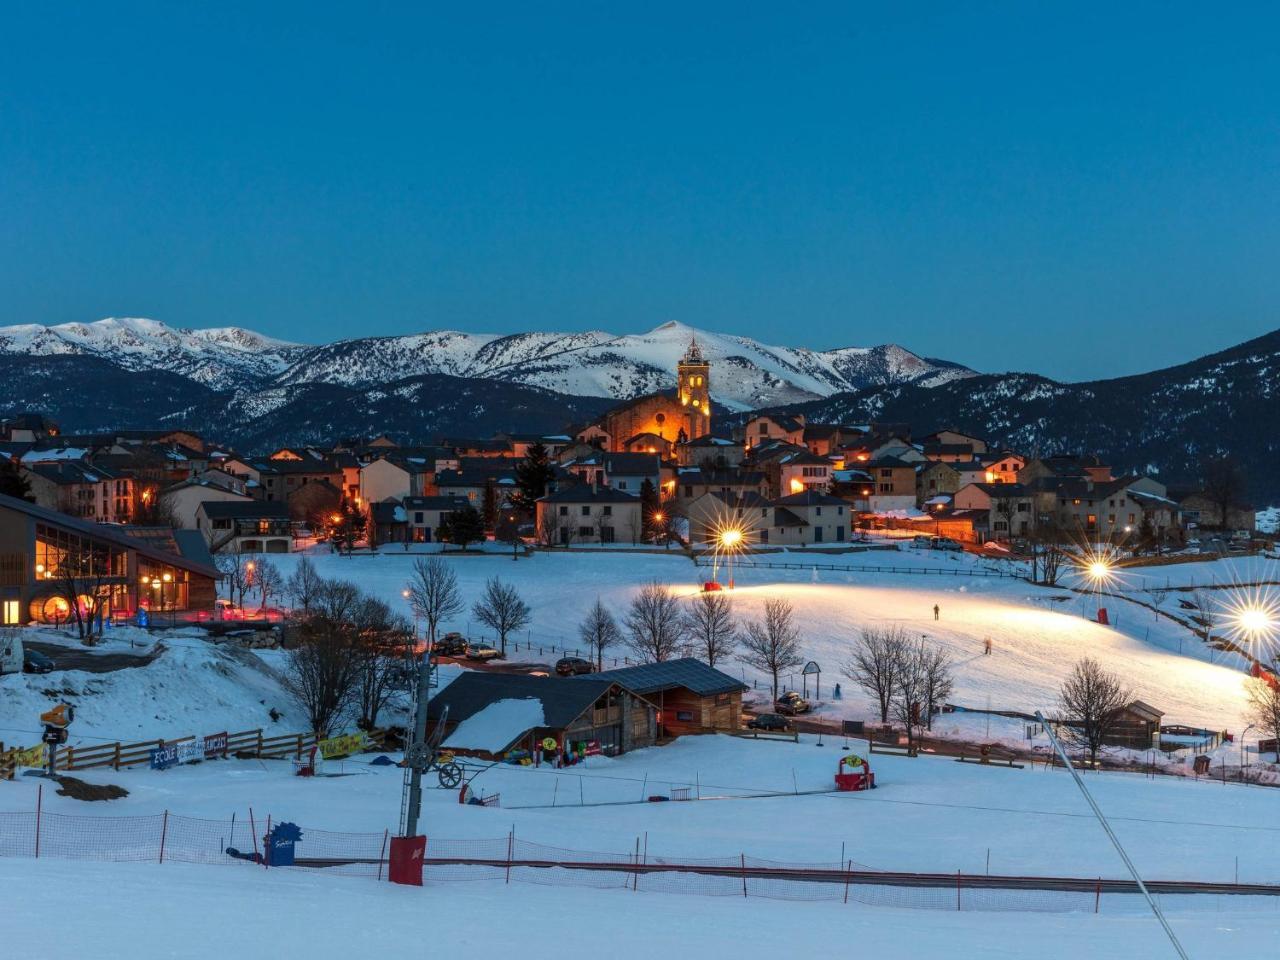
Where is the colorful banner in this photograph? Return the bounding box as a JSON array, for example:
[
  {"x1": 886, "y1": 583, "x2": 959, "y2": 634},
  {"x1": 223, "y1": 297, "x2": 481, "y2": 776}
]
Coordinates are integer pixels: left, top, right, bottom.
[
  {"x1": 149, "y1": 743, "x2": 181, "y2": 770},
  {"x1": 203, "y1": 732, "x2": 228, "y2": 759},
  {"x1": 15, "y1": 744, "x2": 46, "y2": 768},
  {"x1": 318, "y1": 731, "x2": 366, "y2": 760}
]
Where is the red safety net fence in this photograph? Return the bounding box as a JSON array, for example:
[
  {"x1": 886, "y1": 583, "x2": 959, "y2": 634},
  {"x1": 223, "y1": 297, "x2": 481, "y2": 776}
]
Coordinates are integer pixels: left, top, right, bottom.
[{"x1": 3, "y1": 805, "x2": 1278, "y2": 915}]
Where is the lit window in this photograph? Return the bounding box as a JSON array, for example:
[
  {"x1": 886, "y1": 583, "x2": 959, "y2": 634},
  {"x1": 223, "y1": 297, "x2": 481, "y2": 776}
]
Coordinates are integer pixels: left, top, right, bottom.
[{"x1": 2, "y1": 600, "x2": 19, "y2": 625}]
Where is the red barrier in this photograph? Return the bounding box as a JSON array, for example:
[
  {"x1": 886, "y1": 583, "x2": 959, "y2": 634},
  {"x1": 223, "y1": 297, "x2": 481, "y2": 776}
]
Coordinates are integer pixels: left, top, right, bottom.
[{"x1": 389, "y1": 835, "x2": 426, "y2": 886}]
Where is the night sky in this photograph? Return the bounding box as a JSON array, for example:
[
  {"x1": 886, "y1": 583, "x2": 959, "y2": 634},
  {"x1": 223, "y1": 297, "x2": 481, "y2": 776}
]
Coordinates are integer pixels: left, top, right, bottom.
[{"x1": 2, "y1": 3, "x2": 1277, "y2": 380}]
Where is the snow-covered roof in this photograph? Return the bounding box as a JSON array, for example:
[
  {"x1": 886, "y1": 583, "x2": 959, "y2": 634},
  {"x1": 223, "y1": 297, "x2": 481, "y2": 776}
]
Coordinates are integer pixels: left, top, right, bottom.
[{"x1": 442, "y1": 698, "x2": 547, "y2": 753}]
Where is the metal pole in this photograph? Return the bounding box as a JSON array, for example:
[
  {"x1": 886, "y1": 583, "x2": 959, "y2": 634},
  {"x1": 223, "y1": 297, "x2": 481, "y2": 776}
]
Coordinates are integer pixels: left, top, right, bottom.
[
  {"x1": 1035, "y1": 711, "x2": 1189, "y2": 960},
  {"x1": 401, "y1": 650, "x2": 434, "y2": 837}
]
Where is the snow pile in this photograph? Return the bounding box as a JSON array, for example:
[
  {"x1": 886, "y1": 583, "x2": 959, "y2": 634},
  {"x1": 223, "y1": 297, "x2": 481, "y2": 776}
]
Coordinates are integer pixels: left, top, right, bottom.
[
  {"x1": 0, "y1": 626, "x2": 305, "y2": 746},
  {"x1": 443, "y1": 698, "x2": 545, "y2": 752}
]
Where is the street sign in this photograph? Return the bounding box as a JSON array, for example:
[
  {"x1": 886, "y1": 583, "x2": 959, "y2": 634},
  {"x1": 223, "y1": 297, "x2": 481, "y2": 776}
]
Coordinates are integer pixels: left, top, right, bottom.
[{"x1": 802, "y1": 661, "x2": 821, "y2": 675}]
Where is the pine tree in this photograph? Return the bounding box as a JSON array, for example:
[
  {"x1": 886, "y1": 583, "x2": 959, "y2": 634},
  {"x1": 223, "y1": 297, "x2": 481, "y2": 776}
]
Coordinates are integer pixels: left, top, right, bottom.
[
  {"x1": 447, "y1": 505, "x2": 485, "y2": 550},
  {"x1": 639, "y1": 478, "x2": 660, "y2": 533},
  {"x1": 513, "y1": 441, "x2": 554, "y2": 514},
  {"x1": 0, "y1": 459, "x2": 34, "y2": 502},
  {"x1": 481, "y1": 481, "x2": 498, "y2": 532}
]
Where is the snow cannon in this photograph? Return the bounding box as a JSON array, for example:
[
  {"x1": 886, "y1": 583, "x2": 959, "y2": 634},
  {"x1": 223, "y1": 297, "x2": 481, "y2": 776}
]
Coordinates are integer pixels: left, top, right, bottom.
[{"x1": 835, "y1": 753, "x2": 875, "y2": 792}]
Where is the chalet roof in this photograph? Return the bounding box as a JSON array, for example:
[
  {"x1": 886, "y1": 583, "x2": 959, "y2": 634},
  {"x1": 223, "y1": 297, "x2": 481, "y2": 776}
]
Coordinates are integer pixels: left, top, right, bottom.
[
  {"x1": 865, "y1": 456, "x2": 915, "y2": 469},
  {"x1": 538, "y1": 484, "x2": 639, "y2": 504},
  {"x1": 602, "y1": 453, "x2": 661, "y2": 475},
  {"x1": 402, "y1": 495, "x2": 472, "y2": 511},
  {"x1": 706, "y1": 490, "x2": 771, "y2": 510},
  {"x1": 679, "y1": 434, "x2": 737, "y2": 448},
  {"x1": 922, "y1": 442, "x2": 975, "y2": 456},
  {"x1": 679, "y1": 467, "x2": 765, "y2": 486},
  {"x1": 25, "y1": 460, "x2": 124, "y2": 485},
  {"x1": 750, "y1": 413, "x2": 804, "y2": 433},
  {"x1": 777, "y1": 450, "x2": 830, "y2": 467},
  {"x1": 369, "y1": 501, "x2": 406, "y2": 525},
  {"x1": 772, "y1": 490, "x2": 847, "y2": 508},
  {"x1": 197, "y1": 500, "x2": 292, "y2": 520},
  {"x1": 769, "y1": 506, "x2": 808, "y2": 527},
  {"x1": 1124, "y1": 700, "x2": 1164, "y2": 722},
  {"x1": 427, "y1": 672, "x2": 618, "y2": 730},
  {"x1": 584, "y1": 657, "x2": 747, "y2": 697},
  {"x1": 965, "y1": 482, "x2": 1033, "y2": 498},
  {"x1": 0, "y1": 491, "x2": 220, "y2": 579}
]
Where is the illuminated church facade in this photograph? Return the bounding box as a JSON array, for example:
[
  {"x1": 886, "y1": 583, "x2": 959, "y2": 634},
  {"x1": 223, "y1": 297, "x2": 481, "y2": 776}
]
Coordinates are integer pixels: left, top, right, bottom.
[{"x1": 577, "y1": 340, "x2": 713, "y2": 453}]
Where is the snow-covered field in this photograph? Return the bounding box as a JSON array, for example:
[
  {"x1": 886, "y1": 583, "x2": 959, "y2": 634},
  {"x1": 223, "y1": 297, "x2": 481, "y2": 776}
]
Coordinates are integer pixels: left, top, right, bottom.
[
  {"x1": 8, "y1": 857, "x2": 1276, "y2": 960},
  {"x1": 267, "y1": 548, "x2": 1262, "y2": 733}
]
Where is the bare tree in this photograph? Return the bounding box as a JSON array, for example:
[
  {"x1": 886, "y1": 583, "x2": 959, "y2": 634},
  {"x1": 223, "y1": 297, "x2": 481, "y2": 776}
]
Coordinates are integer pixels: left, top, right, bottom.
[
  {"x1": 50, "y1": 544, "x2": 115, "y2": 643},
  {"x1": 918, "y1": 642, "x2": 954, "y2": 732},
  {"x1": 472, "y1": 577, "x2": 531, "y2": 655},
  {"x1": 579, "y1": 598, "x2": 622, "y2": 670},
  {"x1": 216, "y1": 553, "x2": 251, "y2": 610},
  {"x1": 537, "y1": 509, "x2": 562, "y2": 548},
  {"x1": 253, "y1": 557, "x2": 283, "y2": 612},
  {"x1": 1200, "y1": 453, "x2": 1246, "y2": 530},
  {"x1": 1057, "y1": 657, "x2": 1132, "y2": 765},
  {"x1": 1187, "y1": 590, "x2": 1217, "y2": 644},
  {"x1": 684, "y1": 591, "x2": 737, "y2": 666},
  {"x1": 891, "y1": 641, "x2": 931, "y2": 751},
  {"x1": 282, "y1": 579, "x2": 365, "y2": 736},
  {"x1": 1247, "y1": 678, "x2": 1280, "y2": 763},
  {"x1": 406, "y1": 556, "x2": 463, "y2": 646},
  {"x1": 285, "y1": 556, "x2": 326, "y2": 614},
  {"x1": 843, "y1": 626, "x2": 908, "y2": 724},
  {"x1": 740, "y1": 598, "x2": 804, "y2": 701},
  {"x1": 352, "y1": 596, "x2": 414, "y2": 731},
  {"x1": 625, "y1": 581, "x2": 684, "y2": 662}
]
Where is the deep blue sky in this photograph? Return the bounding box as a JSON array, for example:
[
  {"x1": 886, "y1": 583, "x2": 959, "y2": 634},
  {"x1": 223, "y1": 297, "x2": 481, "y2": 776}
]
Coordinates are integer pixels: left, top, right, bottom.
[{"x1": 2, "y1": 4, "x2": 1278, "y2": 381}]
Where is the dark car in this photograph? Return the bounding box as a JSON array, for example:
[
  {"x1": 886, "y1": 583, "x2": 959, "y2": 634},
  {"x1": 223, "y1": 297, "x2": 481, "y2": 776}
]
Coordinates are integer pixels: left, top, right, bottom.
[
  {"x1": 774, "y1": 691, "x2": 811, "y2": 715},
  {"x1": 432, "y1": 633, "x2": 469, "y2": 657},
  {"x1": 555, "y1": 656, "x2": 595, "y2": 676},
  {"x1": 747, "y1": 713, "x2": 789, "y2": 731},
  {"x1": 23, "y1": 648, "x2": 55, "y2": 674},
  {"x1": 931, "y1": 537, "x2": 964, "y2": 552}
]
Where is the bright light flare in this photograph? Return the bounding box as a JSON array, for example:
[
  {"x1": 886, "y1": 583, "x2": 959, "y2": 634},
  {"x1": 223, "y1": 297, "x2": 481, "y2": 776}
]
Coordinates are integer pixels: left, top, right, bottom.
[
  {"x1": 1088, "y1": 561, "x2": 1112, "y2": 581},
  {"x1": 1218, "y1": 583, "x2": 1280, "y2": 651},
  {"x1": 719, "y1": 527, "x2": 743, "y2": 549},
  {"x1": 1070, "y1": 542, "x2": 1126, "y2": 590}
]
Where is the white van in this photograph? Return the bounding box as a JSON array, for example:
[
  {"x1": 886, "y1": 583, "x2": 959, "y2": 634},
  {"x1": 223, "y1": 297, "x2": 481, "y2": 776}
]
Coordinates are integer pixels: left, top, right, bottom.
[{"x1": 0, "y1": 630, "x2": 22, "y2": 675}]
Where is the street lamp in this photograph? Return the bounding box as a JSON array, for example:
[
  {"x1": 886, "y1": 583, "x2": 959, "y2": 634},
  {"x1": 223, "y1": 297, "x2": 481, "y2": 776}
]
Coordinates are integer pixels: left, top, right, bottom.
[{"x1": 717, "y1": 526, "x2": 745, "y2": 589}]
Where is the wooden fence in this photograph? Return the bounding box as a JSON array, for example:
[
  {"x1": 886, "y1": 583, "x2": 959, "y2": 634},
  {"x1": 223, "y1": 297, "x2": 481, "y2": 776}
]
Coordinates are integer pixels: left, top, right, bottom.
[{"x1": 0, "y1": 726, "x2": 389, "y2": 779}]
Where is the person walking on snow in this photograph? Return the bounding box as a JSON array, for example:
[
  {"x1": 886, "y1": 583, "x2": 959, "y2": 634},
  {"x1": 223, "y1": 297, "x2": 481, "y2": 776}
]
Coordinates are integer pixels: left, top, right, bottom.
[{"x1": 933, "y1": 604, "x2": 940, "y2": 621}]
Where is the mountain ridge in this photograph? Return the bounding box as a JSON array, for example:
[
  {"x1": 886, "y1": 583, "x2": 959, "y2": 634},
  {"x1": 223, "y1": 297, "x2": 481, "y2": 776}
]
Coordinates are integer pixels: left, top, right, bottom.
[{"x1": 0, "y1": 317, "x2": 975, "y2": 411}]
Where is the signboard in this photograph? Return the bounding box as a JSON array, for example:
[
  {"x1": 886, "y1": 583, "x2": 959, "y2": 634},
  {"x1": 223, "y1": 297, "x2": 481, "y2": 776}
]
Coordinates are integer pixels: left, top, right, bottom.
[
  {"x1": 802, "y1": 661, "x2": 821, "y2": 675},
  {"x1": 150, "y1": 743, "x2": 181, "y2": 770},
  {"x1": 15, "y1": 744, "x2": 46, "y2": 768},
  {"x1": 583, "y1": 739, "x2": 602, "y2": 757},
  {"x1": 318, "y1": 731, "x2": 366, "y2": 760},
  {"x1": 203, "y1": 732, "x2": 228, "y2": 759}
]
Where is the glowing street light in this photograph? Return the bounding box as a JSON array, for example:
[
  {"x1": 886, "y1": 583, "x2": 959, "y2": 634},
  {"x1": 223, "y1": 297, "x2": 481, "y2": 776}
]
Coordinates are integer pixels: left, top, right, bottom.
[
  {"x1": 719, "y1": 527, "x2": 743, "y2": 549},
  {"x1": 1234, "y1": 606, "x2": 1276, "y2": 640},
  {"x1": 1087, "y1": 560, "x2": 1112, "y2": 582}
]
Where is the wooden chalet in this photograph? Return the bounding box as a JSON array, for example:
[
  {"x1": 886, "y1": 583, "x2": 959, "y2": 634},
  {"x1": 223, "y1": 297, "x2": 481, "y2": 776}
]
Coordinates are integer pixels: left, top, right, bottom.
[{"x1": 585, "y1": 658, "x2": 747, "y2": 737}]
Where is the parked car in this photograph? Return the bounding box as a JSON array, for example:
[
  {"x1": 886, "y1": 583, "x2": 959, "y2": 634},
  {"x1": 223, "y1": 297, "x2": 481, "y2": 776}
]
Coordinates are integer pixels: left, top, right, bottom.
[
  {"x1": 23, "y1": 648, "x2": 54, "y2": 675},
  {"x1": 912, "y1": 535, "x2": 932, "y2": 548},
  {"x1": 774, "y1": 691, "x2": 811, "y2": 715},
  {"x1": 747, "y1": 713, "x2": 790, "y2": 731},
  {"x1": 931, "y1": 537, "x2": 964, "y2": 552},
  {"x1": 433, "y1": 633, "x2": 469, "y2": 657},
  {"x1": 466, "y1": 643, "x2": 503, "y2": 661},
  {"x1": 555, "y1": 656, "x2": 595, "y2": 676}
]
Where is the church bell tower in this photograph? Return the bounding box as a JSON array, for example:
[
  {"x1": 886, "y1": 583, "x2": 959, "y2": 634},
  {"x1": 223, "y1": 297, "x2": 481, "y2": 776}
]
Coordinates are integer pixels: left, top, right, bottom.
[{"x1": 677, "y1": 337, "x2": 711, "y2": 440}]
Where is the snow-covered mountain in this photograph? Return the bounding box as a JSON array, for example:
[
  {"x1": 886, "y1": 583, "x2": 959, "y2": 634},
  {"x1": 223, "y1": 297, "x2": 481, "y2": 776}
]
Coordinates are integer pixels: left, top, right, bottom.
[
  {"x1": 0, "y1": 318, "x2": 306, "y2": 392},
  {"x1": 0, "y1": 318, "x2": 974, "y2": 410}
]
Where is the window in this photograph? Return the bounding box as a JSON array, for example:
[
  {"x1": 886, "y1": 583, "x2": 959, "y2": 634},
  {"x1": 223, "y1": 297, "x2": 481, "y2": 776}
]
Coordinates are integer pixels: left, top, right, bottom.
[
  {"x1": 675, "y1": 710, "x2": 694, "y2": 722},
  {"x1": 815, "y1": 507, "x2": 822, "y2": 516},
  {"x1": 617, "y1": 480, "x2": 627, "y2": 490},
  {"x1": 2, "y1": 600, "x2": 18, "y2": 625},
  {"x1": 578, "y1": 526, "x2": 593, "y2": 537},
  {"x1": 880, "y1": 469, "x2": 892, "y2": 478},
  {"x1": 581, "y1": 505, "x2": 590, "y2": 516},
  {"x1": 1086, "y1": 514, "x2": 1097, "y2": 526},
  {"x1": 414, "y1": 512, "x2": 424, "y2": 524},
  {"x1": 758, "y1": 423, "x2": 768, "y2": 435},
  {"x1": 559, "y1": 505, "x2": 568, "y2": 517},
  {"x1": 602, "y1": 505, "x2": 612, "y2": 516}
]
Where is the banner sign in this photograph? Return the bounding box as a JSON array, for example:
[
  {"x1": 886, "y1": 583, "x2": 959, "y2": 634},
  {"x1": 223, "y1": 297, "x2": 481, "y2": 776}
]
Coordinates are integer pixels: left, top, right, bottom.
[
  {"x1": 318, "y1": 731, "x2": 366, "y2": 760},
  {"x1": 149, "y1": 743, "x2": 181, "y2": 770},
  {"x1": 203, "y1": 732, "x2": 228, "y2": 759},
  {"x1": 15, "y1": 744, "x2": 46, "y2": 768}
]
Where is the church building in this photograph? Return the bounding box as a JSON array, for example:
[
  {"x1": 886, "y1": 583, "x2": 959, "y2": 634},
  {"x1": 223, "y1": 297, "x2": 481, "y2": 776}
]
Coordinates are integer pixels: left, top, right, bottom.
[{"x1": 578, "y1": 340, "x2": 713, "y2": 452}]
